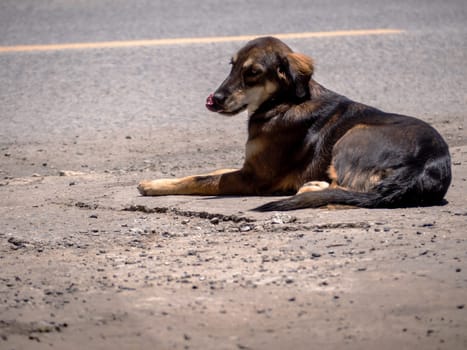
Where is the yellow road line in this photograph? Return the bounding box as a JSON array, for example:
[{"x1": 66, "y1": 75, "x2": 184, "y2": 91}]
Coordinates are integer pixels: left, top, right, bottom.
[{"x1": 0, "y1": 29, "x2": 404, "y2": 53}]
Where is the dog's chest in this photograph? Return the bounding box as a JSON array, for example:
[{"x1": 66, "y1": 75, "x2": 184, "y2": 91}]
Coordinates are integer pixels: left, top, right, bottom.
[{"x1": 245, "y1": 138, "x2": 265, "y2": 160}]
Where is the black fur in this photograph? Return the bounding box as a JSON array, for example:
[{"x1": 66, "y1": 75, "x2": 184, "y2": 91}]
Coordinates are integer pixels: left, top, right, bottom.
[{"x1": 254, "y1": 93, "x2": 452, "y2": 211}]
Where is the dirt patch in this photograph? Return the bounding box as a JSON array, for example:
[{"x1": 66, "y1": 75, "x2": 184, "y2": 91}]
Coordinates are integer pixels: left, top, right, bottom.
[{"x1": 1, "y1": 145, "x2": 466, "y2": 349}]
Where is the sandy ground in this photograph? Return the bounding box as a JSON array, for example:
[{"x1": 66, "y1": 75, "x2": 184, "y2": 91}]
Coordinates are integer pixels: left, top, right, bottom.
[{"x1": 1, "y1": 116, "x2": 466, "y2": 350}]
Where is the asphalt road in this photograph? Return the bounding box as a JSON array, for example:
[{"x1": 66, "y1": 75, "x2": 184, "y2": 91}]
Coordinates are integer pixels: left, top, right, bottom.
[
  {"x1": 1, "y1": 0, "x2": 466, "y2": 175},
  {"x1": 1, "y1": 1, "x2": 466, "y2": 349}
]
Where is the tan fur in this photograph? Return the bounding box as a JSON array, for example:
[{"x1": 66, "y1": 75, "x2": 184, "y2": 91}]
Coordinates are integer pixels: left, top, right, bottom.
[
  {"x1": 246, "y1": 81, "x2": 278, "y2": 115},
  {"x1": 138, "y1": 168, "x2": 239, "y2": 196},
  {"x1": 242, "y1": 57, "x2": 254, "y2": 68},
  {"x1": 287, "y1": 52, "x2": 314, "y2": 77},
  {"x1": 245, "y1": 138, "x2": 265, "y2": 159},
  {"x1": 327, "y1": 165, "x2": 338, "y2": 182},
  {"x1": 297, "y1": 181, "x2": 330, "y2": 194}
]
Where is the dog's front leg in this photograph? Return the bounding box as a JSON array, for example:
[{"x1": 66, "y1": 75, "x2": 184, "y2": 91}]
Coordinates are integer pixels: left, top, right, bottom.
[{"x1": 138, "y1": 169, "x2": 256, "y2": 196}]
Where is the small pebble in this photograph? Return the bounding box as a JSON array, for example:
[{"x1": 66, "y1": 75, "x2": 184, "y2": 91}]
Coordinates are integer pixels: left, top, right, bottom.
[{"x1": 240, "y1": 225, "x2": 252, "y2": 232}]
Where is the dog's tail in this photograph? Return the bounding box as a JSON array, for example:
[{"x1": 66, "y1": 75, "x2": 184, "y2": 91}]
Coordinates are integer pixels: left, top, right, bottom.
[
  {"x1": 254, "y1": 155, "x2": 452, "y2": 212},
  {"x1": 253, "y1": 189, "x2": 384, "y2": 211}
]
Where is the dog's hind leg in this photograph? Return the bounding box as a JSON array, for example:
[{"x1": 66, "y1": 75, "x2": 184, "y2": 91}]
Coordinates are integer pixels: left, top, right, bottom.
[{"x1": 296, "y1": 181, "x2": 330, "y2": 194}]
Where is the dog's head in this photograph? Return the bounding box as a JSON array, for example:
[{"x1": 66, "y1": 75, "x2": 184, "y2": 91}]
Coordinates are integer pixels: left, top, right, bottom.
[{"x1": 206, "y1": 37, "x2": 314, "y2": 116}]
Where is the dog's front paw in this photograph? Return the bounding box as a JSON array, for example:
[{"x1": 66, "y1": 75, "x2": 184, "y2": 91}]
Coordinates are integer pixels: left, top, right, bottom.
[
  {"x1": 137, "y1": 180, "x2": 154, "y2": 196},
  {"x1": 137, "y1": 179, "x2": 179, "y2": 196}
]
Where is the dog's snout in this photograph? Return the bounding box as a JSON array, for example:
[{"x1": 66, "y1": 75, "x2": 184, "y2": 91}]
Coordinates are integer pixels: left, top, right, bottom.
[
  {"x1": 206, "y1": 94, "x2": 215, "y2": 107},
  {"x1": 206, "y1": 93, "x2": 221, "y2": 111},
  {"x1": 212, "y1": 92, "x2": 227, "y2": 105},
  {"x1": 206, "y1": 91, "x2": 228, "y2": 112}
]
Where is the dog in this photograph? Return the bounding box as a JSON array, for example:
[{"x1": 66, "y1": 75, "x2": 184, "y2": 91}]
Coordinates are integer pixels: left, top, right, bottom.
[{"x1": 138, "y1": 36, "x2": 451, "y2": 211}]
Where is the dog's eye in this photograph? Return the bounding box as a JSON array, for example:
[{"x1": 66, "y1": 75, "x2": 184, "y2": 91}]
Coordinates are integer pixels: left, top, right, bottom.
[{"x1": 246, "y1": 67, "x2": 262, "y2": 77}]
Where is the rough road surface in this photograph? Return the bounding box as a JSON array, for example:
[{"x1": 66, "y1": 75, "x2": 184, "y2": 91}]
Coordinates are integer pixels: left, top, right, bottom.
[{"x1": 1, "y1": 1, "x2": 467, "y2": 349}]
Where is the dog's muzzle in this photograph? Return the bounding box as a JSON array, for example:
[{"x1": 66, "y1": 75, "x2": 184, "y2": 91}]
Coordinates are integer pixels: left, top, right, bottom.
[
  {"x1": 206, "y1": 94, "x2": 216, "y2": 111},
  {"x1": 206, "y1": 93, "x2": 225, "y2": 112}
]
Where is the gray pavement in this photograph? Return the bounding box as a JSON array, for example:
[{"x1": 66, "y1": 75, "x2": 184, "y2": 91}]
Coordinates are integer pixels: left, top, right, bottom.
[{"x1": 1, "y1": 1, "x2": 467, "y2": 349}]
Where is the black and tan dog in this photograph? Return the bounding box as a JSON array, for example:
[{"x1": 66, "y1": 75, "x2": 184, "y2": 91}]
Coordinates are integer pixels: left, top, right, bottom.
[{"x1": 138, "y1": 37, "x2": 451, "y2": 211}]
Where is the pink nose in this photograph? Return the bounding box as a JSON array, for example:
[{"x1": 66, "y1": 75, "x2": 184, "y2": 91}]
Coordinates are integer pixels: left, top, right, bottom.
[
  {"x1": 206, "y1": 94, "x2": 214, "y2": 107},
  {"x1": 206, "y1": 93, "x2": 219, "y2": 112}
]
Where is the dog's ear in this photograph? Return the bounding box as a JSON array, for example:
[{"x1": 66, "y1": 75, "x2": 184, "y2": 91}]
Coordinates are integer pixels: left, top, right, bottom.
[{"x1": 281, "y1": 52, "x2": 314, "y2": 99}]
